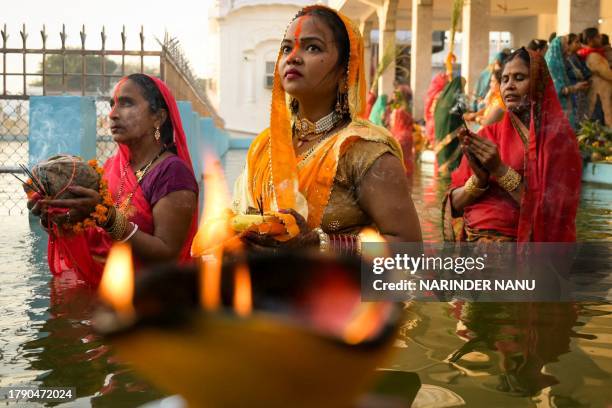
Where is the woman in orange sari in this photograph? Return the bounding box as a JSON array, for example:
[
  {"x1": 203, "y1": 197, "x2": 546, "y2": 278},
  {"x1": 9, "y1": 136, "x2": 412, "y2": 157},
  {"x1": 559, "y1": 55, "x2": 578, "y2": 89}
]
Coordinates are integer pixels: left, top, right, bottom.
[
  {"x1": 464, "y1": 69, "x2": 505, "y2": 128},
  {"x1": 30, "y1": 74, "x2": 198, "y2": 285},
  {"x1": 230, "y1": 5, "x2": 421, "y2": 252},
  {"x1": 444, "y1": 48, "x2": 581, "y2": 243}
]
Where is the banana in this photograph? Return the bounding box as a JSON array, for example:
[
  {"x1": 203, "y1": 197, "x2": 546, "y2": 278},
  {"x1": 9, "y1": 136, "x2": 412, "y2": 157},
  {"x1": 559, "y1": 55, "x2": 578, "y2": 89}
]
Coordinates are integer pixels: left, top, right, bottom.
[{"x1": 230, "y1": 214, "x2": 279, "y2": 232}]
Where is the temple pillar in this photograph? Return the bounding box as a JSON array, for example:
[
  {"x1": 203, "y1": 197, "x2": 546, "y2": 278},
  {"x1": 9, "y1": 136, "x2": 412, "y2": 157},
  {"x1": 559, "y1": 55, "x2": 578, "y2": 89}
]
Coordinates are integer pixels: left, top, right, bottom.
[
  {"x1": 410, "y1": 0, "x2": 433, "y2": 120},
  {"x1": 360, "y1": 19, "x2": 374, "y2": 92},
  {"x1": 557, "y1": 0, "x2": 601, "y2": 34},
  {"x1": 377, "y1": 0, "x2": 398, "y2": 97},
  {"x1": 461, "y1": 0, "x2": 490, "y2": 96}
]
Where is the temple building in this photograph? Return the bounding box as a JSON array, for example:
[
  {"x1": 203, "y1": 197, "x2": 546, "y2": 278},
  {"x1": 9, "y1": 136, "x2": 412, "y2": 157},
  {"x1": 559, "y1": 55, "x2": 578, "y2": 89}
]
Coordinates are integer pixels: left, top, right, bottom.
[{"x1": 207, "y1": 0, "x2": 609, "y2": 135}]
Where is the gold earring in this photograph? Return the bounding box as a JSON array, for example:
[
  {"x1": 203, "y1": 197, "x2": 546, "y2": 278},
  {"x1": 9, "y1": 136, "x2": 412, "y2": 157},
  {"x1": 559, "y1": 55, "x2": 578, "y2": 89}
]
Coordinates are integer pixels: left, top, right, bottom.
[
  {"x1": 335, "y1": 85, "x2": 348, "y2": 115},
  {"x1": 154, "y1": 127, "x2": 161, "y2": 141}
]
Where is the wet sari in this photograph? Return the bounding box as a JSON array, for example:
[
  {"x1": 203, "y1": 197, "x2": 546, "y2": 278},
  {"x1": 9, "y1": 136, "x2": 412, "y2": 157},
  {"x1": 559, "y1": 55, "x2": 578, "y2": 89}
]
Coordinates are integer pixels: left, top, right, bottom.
[
  {"x1": 48, "y1": 76, "x2": 198, "y2": 286},
  {"x1": 433, "y1": 77, "x2": 464, "y2": 177},
  {"x1": 444, "y1": 50, "x2": 582, "y2": 243}
]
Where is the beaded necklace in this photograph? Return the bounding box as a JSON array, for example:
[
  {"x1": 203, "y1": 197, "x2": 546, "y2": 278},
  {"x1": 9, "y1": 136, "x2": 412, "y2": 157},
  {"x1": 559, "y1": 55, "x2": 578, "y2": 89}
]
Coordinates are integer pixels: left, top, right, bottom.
[{"x1": 294, "y1": 111, "x2": 341, "y2": 147}]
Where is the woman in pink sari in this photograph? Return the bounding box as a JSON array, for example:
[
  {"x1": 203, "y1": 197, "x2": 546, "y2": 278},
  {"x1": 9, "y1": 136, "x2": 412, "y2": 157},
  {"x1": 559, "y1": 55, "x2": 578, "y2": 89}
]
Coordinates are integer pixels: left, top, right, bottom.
[{"x1": 30, "y1": 74, "x2": 199, "y2": 286}]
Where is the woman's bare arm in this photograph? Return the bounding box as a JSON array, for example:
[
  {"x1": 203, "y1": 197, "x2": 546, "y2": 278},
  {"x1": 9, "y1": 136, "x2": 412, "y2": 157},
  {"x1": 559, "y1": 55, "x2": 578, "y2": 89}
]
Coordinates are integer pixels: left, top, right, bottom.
[
  {"x1": 130, "y1": 190, "x2": 197, "y2": 261},
  {"x1": 358, "y1": 153, "x2": 422, "y2": 242}
]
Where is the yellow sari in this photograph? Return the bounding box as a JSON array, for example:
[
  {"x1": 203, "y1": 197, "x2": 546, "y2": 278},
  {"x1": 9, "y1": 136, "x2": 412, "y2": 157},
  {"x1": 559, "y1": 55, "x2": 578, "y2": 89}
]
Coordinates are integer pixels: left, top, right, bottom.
[{"x1": 231, "y1": 5, "x2": 402, "y2": 234}]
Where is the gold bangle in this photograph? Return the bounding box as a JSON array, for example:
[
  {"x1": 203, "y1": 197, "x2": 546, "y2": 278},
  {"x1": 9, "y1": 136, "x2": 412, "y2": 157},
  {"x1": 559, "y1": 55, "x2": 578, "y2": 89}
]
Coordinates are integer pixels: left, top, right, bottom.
[
  {"x1": 464, "y1": 175, "x2": 488, "y2": 197},
  {"x1": 497, "y1": 167, "x2": 521, "y2": 192},
  {"x1": 313, "y1": 227, "x2": 330, "y2": 252},
  {"x1": 107, "y1": 209, "x2": 129, "y2": 241}
]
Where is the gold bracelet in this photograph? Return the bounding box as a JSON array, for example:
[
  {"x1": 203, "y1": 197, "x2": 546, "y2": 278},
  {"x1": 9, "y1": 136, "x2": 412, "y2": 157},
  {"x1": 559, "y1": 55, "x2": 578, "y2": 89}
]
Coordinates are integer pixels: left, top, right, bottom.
[
  {"x1": 464, "y1": 175, "x2": 488, "y2": 197},
  {"x1": 497, "y1": 167, "x2": 521, "y2": 192},
  {"x1": 313, "y1": 227, "x2": 330, "y2": 252},
  {"x1": 106, "y1": 209, "x2": 129, "y2": 241}
]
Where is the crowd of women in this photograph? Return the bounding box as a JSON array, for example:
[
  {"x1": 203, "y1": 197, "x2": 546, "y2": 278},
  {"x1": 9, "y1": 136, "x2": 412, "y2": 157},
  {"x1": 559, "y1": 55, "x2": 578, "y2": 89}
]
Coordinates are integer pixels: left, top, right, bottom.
[{"x1": 26, "y1": 5, "x2": 604, "y2": 285}]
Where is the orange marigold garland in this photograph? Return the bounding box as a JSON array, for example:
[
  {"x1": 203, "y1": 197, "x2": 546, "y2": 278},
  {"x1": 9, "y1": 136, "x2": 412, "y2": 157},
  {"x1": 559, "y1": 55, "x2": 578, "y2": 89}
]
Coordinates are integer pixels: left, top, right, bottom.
[{"x1": 67, "y1": 159, "x2": 112, "y2": 234}]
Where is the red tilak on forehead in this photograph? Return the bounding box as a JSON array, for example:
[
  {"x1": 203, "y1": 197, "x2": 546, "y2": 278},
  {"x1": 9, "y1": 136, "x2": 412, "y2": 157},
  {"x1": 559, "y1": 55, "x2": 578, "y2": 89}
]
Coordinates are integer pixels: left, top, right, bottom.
[
  {"x1": 109, "y1": 77, "x2": 128, "y2": 117},
  {"x1": 287, "y1": 15, "x2": 310, "y2": 60}
]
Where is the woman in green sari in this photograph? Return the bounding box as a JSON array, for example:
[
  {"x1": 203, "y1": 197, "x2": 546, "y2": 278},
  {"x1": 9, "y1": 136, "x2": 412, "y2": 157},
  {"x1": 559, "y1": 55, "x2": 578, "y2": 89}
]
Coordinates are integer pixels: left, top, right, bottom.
[
  {"x1": 434, "y1": 77, "x2": 465, "y2": 177},
  {"x1": 545, "y1": 35, "x2": 590, "y2": 129}
]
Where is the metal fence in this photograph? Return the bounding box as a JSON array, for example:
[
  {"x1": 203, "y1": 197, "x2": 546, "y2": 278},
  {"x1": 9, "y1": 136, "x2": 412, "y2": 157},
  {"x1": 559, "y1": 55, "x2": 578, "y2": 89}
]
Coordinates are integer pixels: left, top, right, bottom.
[
  {"x1": 0, "y1": 98, "x2": 29, "y2": 215},
  {"x1": 0, "y1": 24, "x2": 221, "y2": 215}
]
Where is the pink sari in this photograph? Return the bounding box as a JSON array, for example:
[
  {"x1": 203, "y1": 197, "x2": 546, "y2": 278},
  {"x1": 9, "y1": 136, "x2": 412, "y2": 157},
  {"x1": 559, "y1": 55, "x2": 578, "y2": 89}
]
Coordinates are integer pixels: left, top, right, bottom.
[{"x1": 48, "y1": 76, "x2": 198, "y2": 286}]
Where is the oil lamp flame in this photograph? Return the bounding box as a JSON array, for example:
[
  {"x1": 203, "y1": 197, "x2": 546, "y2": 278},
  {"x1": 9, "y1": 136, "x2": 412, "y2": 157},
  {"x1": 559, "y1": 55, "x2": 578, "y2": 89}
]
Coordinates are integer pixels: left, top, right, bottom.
[
  {"x1": 191, "y1": 154, "x2": 232, "y2": 256},
  {"x1": 343, "y1": 303, "x2": 388, "y2": 345},
  {"x1": 194, "y1": 154, "x2": 234, "y2": 309},
  {"x1": 98, "y1": 242, "x2": 134, "y2": 316},
  {"x1": 201, "y1": 251, "x2": 222, "y2": 311},
  {"x1": 233, "y1": 263, "x2": 252, "y2": 317},
  {"x1": 359, "y1": 228, "x2": 388, "y2": 258}
]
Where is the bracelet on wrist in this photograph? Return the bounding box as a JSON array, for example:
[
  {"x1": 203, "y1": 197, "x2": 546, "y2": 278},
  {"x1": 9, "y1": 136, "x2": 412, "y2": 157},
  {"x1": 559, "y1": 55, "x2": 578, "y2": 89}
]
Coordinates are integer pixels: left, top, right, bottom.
[
  {"x1": 464, "y1": 175, "x2": 488, "y2": 197},
  {"x1": 313, "y1": 227, "x2": 330, "y2": 252},
  {"x1": 119, "y1": 222, "x2": 139, "y2": 243},
  {"x1": 497, "y1": 167, "x2": 522, "y2": 192},
  {"x1": 329, "y1": 233, "x2": 361, "y2": 256},
  {"x1": 105, "y1": 207, "x2": 129, "y2": 241}
]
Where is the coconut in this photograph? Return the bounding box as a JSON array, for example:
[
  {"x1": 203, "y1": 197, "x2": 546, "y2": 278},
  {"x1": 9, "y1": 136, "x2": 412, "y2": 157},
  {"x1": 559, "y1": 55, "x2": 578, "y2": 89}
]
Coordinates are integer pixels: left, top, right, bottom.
[{"x1": 26, "y1": 155, "x2": 100, "y2": 199}]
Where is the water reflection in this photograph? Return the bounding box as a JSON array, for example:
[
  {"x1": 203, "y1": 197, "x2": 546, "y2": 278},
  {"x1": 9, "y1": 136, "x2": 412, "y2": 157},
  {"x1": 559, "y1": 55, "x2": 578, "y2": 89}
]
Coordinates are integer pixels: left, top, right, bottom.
[
  {"x1": 448, "y1": 302, "x2": 591, "y2": 396},
  {"x1": 21, "y1": 276, "x2": 165, "y2": 406},
  {"x1": 396, "y1": 302, "x2": 612, "y2": 406},
  {"x1": 0, "y1": 157, "x2": 610, "y2": 407}
]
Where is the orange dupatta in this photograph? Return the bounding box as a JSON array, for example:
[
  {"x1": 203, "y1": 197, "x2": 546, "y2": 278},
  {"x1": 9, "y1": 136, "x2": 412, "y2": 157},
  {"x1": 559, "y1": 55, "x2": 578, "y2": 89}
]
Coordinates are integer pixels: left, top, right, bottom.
[
  {"x1": 234, "y1": 5, "x2": 376, "y2": 228},
  {"x1": 195, "y1": 5, "x2": 401, "y2": 258}
]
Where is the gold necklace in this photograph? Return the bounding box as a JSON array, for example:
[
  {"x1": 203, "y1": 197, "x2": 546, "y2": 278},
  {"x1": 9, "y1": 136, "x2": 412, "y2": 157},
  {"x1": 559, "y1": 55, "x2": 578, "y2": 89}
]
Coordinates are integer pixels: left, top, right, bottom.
[
  {"x1": 294, "y1": 111, "x2": 341, "y2": 147},
  {"x1": 115, "y1": 149, "x2": 165, "y2": 211}
]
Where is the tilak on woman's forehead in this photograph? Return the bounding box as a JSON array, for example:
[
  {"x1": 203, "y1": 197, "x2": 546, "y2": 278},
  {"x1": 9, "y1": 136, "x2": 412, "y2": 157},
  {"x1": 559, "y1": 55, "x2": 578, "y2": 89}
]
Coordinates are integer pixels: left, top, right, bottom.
[
  {"x1": 109, "y1": 77, "x2": 128, "y2": 117},
  {"x1": 287, "y1": 15, "x2": 310, "y2": 60}
]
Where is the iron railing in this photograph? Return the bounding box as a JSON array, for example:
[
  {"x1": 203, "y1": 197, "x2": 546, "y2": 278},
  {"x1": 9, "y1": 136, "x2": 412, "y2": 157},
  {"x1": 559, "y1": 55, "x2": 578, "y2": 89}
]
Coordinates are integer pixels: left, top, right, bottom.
[{"x1": 0, "y1": 24, "x2": 222, "y2": 215}]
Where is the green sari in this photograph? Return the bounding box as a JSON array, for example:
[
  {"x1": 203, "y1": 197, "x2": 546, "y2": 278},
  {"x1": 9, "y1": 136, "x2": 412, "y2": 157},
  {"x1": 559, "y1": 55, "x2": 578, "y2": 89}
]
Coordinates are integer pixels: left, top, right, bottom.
[
  {"x1": 368, "y1": 94, "x2": 388, "y2": 126},
  {"x1": 434, "y1": 77, "x2": 464, "y2": 177}
]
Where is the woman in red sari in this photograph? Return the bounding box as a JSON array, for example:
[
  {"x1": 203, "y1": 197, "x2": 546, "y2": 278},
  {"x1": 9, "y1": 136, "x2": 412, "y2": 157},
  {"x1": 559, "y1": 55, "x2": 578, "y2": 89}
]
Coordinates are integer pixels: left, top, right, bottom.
[
  {"x1": 424, "y1": 73, "x2": 448, "y2": 147},
  {"x1": 389, "y1": 83, "x2": 414, "y2": 178},
  {"x1": 444, "y1": 48, "x2": 582, "y2": 242},
  {"x1": 30, "y1": 74, "x2": 198, "y2": 285}
]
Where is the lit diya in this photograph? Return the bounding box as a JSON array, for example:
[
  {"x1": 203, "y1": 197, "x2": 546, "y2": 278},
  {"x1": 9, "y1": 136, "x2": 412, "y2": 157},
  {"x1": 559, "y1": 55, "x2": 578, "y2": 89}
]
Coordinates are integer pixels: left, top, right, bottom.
[{"x1": 93, "y1": 244, "x2": 407, "y2": 407}]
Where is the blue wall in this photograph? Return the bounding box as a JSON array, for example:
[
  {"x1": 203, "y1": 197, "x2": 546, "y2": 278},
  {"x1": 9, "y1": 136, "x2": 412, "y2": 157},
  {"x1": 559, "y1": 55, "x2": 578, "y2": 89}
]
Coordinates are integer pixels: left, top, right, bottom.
[
  {"x1": 29, "y1": 96, "x2": 97, "y2": 167},
  {"x1": 28, "y1": 95, "x2": 237, "y2": 176},
  {"x1": 28, "y1": 96, "x2": 245, "y2": 215}
]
